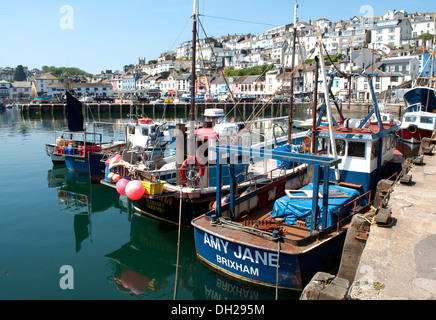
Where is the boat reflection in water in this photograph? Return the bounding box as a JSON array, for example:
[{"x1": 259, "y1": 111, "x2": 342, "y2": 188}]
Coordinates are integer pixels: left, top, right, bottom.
[
  {"x1": 47, "y1": 166, "x2": 122, "y2": 252},
  {"x1": 105, "y1": 213, "x2": 299, "y2": 300},
  {"x1": 47, "y1": 166, "x2": 299, "y2": 300}
]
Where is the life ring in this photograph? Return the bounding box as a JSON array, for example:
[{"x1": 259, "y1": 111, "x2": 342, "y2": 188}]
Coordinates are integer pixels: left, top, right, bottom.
[
  {"x1": 138, "y1": 118, "x2": 152, "y2": 124},
  {"x1": 407, "y1": 124, "x2": 418, "y2": 134},
  {"x1": 180, "y1": 156, "x2": 205, "y2": 187}
]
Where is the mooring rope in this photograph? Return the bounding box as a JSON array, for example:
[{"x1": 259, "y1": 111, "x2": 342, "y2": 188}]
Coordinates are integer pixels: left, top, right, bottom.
[{"x1": 173, "y1": 189, "x2": 183, "y2": 300}]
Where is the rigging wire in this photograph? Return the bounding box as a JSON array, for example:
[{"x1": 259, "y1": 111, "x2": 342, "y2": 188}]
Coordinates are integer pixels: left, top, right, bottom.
[{"x1": 199, "y1": 14, "x2": 279, "y2": 27}]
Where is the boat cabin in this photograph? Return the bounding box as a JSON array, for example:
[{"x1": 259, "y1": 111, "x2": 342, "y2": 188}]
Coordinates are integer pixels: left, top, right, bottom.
[
  {"x1": 126, "y1": 118, "x2": 175, "y2": 150},
  {"x1": 312, "y1": 123, "x2": 398, "y2": 194}
]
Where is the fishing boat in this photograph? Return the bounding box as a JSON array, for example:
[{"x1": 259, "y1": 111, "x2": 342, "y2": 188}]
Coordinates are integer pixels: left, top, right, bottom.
[
  {"x1": 45, "y1": 91, "x2": 126, "y2": 181},
  {"x1": 403, "y1": 87, "x2": 436, "y2": 114},
  {"x1": 398, "y1": 111, "x2": 436, "y2": 144},
  {"x1": 191, "y1": 40, "x2": 402, "y2": 291},
  {"x1": 100, "y1": 106, "x2": 299, "y2": 226},
  {"x1": 98, "y1": 0, "x2": 304, "y2": 226},
  {"x1": 45, "y1": 91, "x2": 89, "y2": 165},
  {"x1": 397, "y1": 66, "x2": 436, "y2": 144}
]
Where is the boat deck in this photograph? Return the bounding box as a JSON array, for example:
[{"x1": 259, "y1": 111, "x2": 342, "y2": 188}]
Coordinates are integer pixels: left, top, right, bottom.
[{"x1": 237, "y1": 203, "x2": 312, "y2": 243}]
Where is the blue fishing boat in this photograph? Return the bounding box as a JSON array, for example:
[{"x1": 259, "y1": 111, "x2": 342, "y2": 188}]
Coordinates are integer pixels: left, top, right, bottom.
[
  {"x1": 403, "y1": 87, "x2": 436, "y2": 113},
  {"x1": 46, "y1": 91, "x2": 125, "y2": 181},
  {"x1": 191, "y1": 43, "x2": 402, "y2": 291}
]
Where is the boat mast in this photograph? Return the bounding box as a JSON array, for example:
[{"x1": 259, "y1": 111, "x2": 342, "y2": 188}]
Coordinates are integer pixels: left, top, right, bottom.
[
  {"x1": 431, "y1": 36, "x2": 435, "y2": 89},
  {"x1": 288, "y1": 0, "x2": 298, "y2": 144},
  {"x1": 318, "y1": 41, "x2": 340, "y2": 182},
  {"x1": 189, "y1": 0, "x2": 199, "y2": 159}
]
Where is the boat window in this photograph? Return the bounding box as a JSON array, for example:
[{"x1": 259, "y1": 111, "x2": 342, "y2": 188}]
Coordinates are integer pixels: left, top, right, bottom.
[
  {"x1": 331, "y1": 139, "x2": 346, "y2": 156},
  {"x1": 128, "y1": 125, "x2": 135, "y2": 135},
  {"x1": 142, "y1": 127, "x2": 149, "y2": 136},
  {"x1": 316, "y1": 138, "x2": 328, "y2": 154},
  {"x1": 391, "y1": 134, "x2": 396, "y2": 148},
  {"x1": 420, "y1": 116, "x2": 434, "y2": 124},
  {"x1": 348, "y1": 141, "x2": 366, "y2": 158},
  {"x1": 404, "y1": 116, "x2": 417, "y2": 122},
  {"x1": 371, "y1": 140, "x2": 380, "y2": 159}
]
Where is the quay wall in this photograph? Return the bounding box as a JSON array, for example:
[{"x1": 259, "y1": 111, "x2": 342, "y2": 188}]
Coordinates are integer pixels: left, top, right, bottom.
[{"x1": 20, "y1": 102, "x2": 405, "y2": 119}]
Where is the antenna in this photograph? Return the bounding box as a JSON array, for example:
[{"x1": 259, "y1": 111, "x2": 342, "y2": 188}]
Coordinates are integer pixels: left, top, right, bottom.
[
  {"x1": 193, "y1": 0, "x2": 199, "y2": 17},
  {"x1": 294, "y1": 0, "x2": 299, "y2": 26}
]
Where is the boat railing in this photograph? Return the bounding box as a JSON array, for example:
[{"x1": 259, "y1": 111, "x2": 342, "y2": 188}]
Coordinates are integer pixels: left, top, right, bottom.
[
  {"x1": 335, "y1": 189, "x2": 372, "y2": 232},
  {"x1": 52, "y1": 130, "x2": 103, "y2": 158}
]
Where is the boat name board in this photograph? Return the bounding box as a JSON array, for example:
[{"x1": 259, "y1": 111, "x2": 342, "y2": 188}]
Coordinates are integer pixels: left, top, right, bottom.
[{"x1": 204, "y1": 233, "x2": 278, "y2": 276}]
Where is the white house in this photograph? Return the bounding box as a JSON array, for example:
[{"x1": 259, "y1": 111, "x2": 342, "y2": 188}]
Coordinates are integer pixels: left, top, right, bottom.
[
  {"x1": 159, "y1": 71, "x2": 178, "y2": 95},
  {"x1": 356, "y1": 56, "x2": 419, "y2": 100},
  {"x1": 0, "y1": 80, "x2": 11, "y2": 99},
  {"x1": 370, "y1": 18, "x2": 412, "y2": 47},
  {"x1": 47, "y1": 82, "x2": 113, "y2": 98},
  {"x1": 175, "y1": 73, "x2": 191, "y2": 94},
  {"x1": 9, "y1": 81, "x2": 32, "y2": 99},
  {"x1": 409, "y1": 13, "x2": 436, "y2": 46},
  {"x1": 34, "y1": 73, "x2": 59, "y2": 96}
]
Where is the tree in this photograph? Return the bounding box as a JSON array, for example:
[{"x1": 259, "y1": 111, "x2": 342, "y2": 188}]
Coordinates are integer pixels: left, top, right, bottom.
[
  {"x1": 41, "y1": 66, "x2": 92, "y2": 80},
  {"x1": 418, "y1": 32, "x2": 435, "y2": 40},
  {"x1": 14, "y1": 65, "x2": 26, "y2": 81}
]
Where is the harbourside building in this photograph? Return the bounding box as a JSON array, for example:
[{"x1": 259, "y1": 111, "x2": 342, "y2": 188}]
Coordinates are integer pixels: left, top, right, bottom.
[
  {"x1": 0, "y1": 80, "x2": 11, "y2": 99},
  {"x1": 47, "y1": 82, "x2": 113, "y2": 100},
  {"x1": 9, "y1": 81, "x2": 32, "y2": 100},
  {"x1": 34, "y1": 73, "x2": 59, "y2": 97}
]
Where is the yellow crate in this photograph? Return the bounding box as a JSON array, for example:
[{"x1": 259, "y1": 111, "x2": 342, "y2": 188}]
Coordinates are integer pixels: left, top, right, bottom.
[{"x1": 141, "y1": 180, "x2": 166, "y2": 195}]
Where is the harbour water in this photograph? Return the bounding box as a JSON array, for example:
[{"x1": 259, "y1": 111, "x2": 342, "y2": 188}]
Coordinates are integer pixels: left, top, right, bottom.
[{"x1": 0, "y1": 105, "x2": 414, "y2": 300}]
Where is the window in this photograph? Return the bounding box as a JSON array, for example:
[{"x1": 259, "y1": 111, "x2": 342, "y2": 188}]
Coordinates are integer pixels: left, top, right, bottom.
[
  {"x1": 142, "y1": 127, "x2": 149, "y2": 136},
  {"x1": 316, "y1": 138, "x2": 329, "y2": 154},
  {"x1": 331, "y1": 139, "x2": 346, "y2": 156},
  {"x1": 371, "y1": 140, "x2": 380, "y2": 159},
  {"x1": 348, "y1": 141, "x2": 365, "y2": 158},
  {"x1": 405, "y1": 115, "x2": 417, "y2": 122},
  {"x1": 128, "y1": 125, "x2": 135, "y2": 135},
  {"x1": 376, "y1": 84, "x2": 380, "y2": 90},
  {"x1": 420, "y1": 116, "x2": 434, "y2": 124}
]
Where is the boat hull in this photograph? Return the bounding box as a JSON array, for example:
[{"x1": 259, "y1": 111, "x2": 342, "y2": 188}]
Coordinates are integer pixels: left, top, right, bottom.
[
  {"x1": 45, "y1": 144, "x2": 65, "y2": 164},
  {"x1": 192, "y1": 220, "x2": 347, "y2": 290},
  {"x1": 65, "y1": 152, "x2": 105, "y2": 183},
  {"x1": 398, "y1": 127, "x2": 433, "y2": 144},
  {"x1": 132, "y1": 193, "x2": 216, "y2": 227}
]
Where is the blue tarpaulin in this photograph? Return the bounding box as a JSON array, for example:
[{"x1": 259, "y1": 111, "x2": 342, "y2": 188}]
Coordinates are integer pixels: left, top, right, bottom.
[{"x1": 271, "y1": 184, "x2": 361, "y2": 229}]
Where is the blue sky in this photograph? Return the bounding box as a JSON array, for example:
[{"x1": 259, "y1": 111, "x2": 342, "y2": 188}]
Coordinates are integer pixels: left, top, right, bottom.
[{"x1": 0, "y1": 0, "x2": 433, "y2": 74}]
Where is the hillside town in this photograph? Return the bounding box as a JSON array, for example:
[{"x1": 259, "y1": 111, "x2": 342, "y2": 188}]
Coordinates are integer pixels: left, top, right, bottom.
[{"x1": 1, "y1": 9, "x2": 435, "y2": 104}]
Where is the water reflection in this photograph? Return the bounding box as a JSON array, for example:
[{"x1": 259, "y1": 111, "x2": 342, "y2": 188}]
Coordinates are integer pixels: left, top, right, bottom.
[
  {"x1": 47, "y1": 166, "x2": 122, "y2": 252},
  {"x1": 105, "y1": 214, "x2": 195, "y2": 299}
]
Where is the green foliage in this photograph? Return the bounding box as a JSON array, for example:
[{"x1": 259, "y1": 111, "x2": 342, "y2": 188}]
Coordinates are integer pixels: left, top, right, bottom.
[
  {"x1": 177, "y1": 67, "x2": 189, "y2": 76},
  {"x1": 41, "y1": 66, "x2": 93, "y2": 79},
  {"x1": 14, "y1": 65, "x2": 26, "y2": 81},
  {"x1": 223, "y1": 64, "x2": 274, "y2": 77},
  {"x1": 304, "y1": 54, "x2": 343, "y2": 65},
  {"x1": 148, "y1": 60, "x2": 158, "y2": 65},
  {"x1": 417, "y1": 32, "x2": 435, "y2": 40}
]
